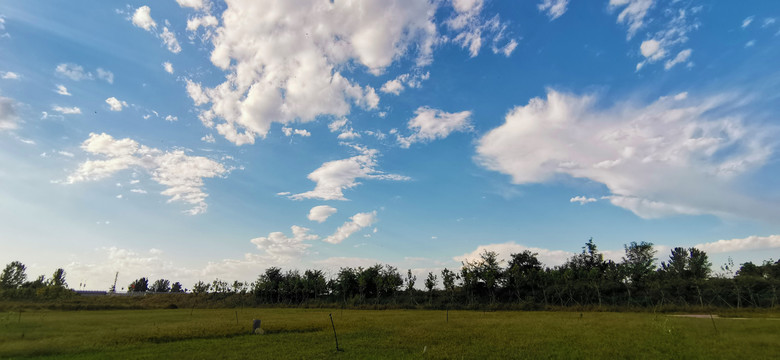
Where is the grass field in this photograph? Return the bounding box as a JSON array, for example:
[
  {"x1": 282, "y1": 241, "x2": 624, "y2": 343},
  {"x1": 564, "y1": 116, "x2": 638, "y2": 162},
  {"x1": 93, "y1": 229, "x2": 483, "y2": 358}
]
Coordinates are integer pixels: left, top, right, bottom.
[{"x1": 1, "y1": 308, "x2": 779, "y2": 359}]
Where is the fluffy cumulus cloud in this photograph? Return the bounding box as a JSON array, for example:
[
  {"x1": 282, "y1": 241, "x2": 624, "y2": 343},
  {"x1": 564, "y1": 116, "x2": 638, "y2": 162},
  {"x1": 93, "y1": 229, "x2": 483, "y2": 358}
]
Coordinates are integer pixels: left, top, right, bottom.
[
  {"x1": 66, "y1": 133, "x2": 227, "y2": 214},
  {"x1": 694, "y1": 235, "x2": 780, "y2": 254},
  {"x1": 0, "y1": 96, "x2": 19, "y2": 131},
  {"x1": 163, "y1": 62, "x2": 174, "y2": 74},
  {"x1": 186, "y1": 15, "x2": 219, "y2": 32},
  {"x1": 308, "y1": 205, "x2": 338, "y2": 223},
  {"x1": 538, "y1": 0, "x2": 569, "y2": 20},
  {"x1": 397, "y1": 107, "x2": 472, "y2": 148},
  {"x1": 105, "y1": 97, "x2": 127, "y2": 111},
  {"x1": 250, "y1": 225, "x2": 319, "y2": 261},
  {"x1": 132, "y1": 6, "x2": 157, "y2": 31},
  {"x1": 454, "y1": 242, "x2": 574, "y2": 268},
  {"x1": 324, "y1": 211, "x2": 377, "y2": 244},
  {"x1": 476, "y1": 89, "x2": 777, "y2": 220},
  {"x1": 446, "y1": 0, "x2": 518, "y2": 57},
  {"x1": 290, "y1": 146, "x2": 409, "y2": 201},
  {"x1": 187, "y1": 0, "x2": 440, "y2": 145}
]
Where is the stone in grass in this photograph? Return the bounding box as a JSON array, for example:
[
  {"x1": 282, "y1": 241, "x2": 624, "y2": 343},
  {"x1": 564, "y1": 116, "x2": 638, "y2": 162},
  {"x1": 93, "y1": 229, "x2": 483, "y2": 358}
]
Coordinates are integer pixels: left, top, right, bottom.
[{"x1": 252, "y1": 319, "x2": 264, "y2": 334}]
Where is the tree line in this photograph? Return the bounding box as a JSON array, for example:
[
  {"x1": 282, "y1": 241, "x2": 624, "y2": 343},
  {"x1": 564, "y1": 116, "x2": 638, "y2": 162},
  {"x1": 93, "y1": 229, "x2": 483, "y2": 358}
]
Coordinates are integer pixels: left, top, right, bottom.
[{"x1": 3, "y1": 239, "x2": 779, "y2": 309}]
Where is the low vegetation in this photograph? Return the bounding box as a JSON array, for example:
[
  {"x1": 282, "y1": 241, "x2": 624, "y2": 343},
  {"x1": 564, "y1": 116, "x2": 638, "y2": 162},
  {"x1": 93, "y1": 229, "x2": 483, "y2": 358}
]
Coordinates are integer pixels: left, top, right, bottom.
[{"x1": 1, "y1": 308, "x2": 778, "y2": 359}]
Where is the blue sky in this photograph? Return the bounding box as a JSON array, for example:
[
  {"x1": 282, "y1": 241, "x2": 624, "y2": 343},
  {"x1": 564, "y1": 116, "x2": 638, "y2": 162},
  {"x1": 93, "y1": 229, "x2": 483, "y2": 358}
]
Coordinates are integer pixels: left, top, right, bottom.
[{"x1": 1, "y1": 0, "x2": 779, "y2": 290}]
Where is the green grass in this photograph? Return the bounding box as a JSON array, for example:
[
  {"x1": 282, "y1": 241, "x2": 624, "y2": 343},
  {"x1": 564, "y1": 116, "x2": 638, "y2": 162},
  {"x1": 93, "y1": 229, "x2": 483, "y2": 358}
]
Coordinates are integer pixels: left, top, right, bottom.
[{"x1": 1, "y1": 308, "x2": 779, "y2": 359}]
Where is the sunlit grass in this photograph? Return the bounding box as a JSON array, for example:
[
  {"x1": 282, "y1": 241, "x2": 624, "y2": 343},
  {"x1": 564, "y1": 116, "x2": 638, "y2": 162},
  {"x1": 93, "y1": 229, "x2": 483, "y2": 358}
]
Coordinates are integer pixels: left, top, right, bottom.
[{"x1": 1, "y1": 308, "x2": 779, "y2": 359}]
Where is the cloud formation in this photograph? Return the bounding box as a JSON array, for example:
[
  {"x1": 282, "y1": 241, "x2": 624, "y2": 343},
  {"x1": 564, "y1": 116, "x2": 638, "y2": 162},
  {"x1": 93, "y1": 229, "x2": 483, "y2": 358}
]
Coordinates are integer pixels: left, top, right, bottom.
[
  {"x1": 105, "y1": 97, "x2": 127, "y2": 111},
  {"x1": 694, "y1": 234, "x2": 780, "y2": 254},
  {"x1": 476, "y1": 89, "x2": 777, "y2": 220},
  {"x1": 325, "y1": 211, "x2": 377, "y2": 244},
  {"x1": 291, "y1": 146, "x2": 409, "y2": 201},
  {"x1": 186, "y1": 0, "x2": 440, "y2": 145},
  {"x1": 67, "y1": 133, "x2": 227, "y2": 214},
  {"x1": 250, "y1": 225, "x2": 319, "y2": 261},
  {"x1": 53, "y1": 106, "x2": 81, "y2": 114},
  {"x1": 0, "y1": 96, "x2": 19, "y2": 131},
  {"x1": 538, "y1": 0, "x2": 569, "y2": 20},
  {"x1": 308, "y1": 205, "x2": 338, "y2": 223},
  {"x1": 397, "y1": 107, "x2": 472, "y2": 148},
  {"x1": 446, "y1": 0, "x2": 518, "y2": 57}
]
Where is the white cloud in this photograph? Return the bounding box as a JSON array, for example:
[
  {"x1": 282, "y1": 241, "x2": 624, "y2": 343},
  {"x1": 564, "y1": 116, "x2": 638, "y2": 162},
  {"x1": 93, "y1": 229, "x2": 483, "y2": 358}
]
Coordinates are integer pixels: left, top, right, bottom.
[
  {"x1": 694, "y1": 234, "x2": 780, "y2": 254},
  {"x1": 67, "y1": 133, "x2": 227, "y2": 215},
  {"x1": 633, "y1": 6, "x2": 697, "y2": 71},
  {"x1": 640, "y1": 39, "x2": 664, "y2": 60},
  {"x1": 176, "y1": 0, "x2": 205, "y2": 10},
  {"x1": 538, "y1": 0, "x2": 569, "y2": 20},
  {"x1": 454, "y1": 242, "x2": 573, "y2": 268},
  {"x1": 447, "y1": 0, "x2": 517, "y2": 58},
  {"x1": 762, "y1": 18, "x2": 776, "y2": 28},
  {"x1": 97, "y1": 68, "x2": 114, "y2": 84},
  {"x1": 55, "y1": 63, "x2": 92, "y2": 81},
  {"x1": 281, "y1": 126, "x2": 311, "y2": 137},
  {"x1": 132, "y1": 6, "x2": 157, "y2": 31},
  {"x1": 324, "y1": 211, "x2": 377, "y2": 244},
  {"x1": 741, "y1": 16, "x2": 754, "y2": 29},
  {"x1": 380, "y1": 72, "x2": 431, "y2": 95},
  {"x1": 188, "y1": 0, "x2": 439, "y2": 145},
  {"x1": 337, "y1": 129, "x2": 361, "y2": 140},
  {"x1": 397, "y1": 107, "x2": 472, "y2": 148},
  {"x1": 201, "y1": 134, "x2": 216, "y2": 143},
  {"x1": 130, "y1": 188, "x2": 147, "y2": 194},
  {"x1": 308, "y1": 205, "x2": 338, "y2": 223},
  {"x1": 380, "y1": 79, "x2": 404, "y2": 95},
  {"x1": 250, "y1": 225, "x2": 319, "y2": 261},
  {"x1": 745, "y1": 40, "x2": 756, "y2": 48},
  {"x1": 290, "y1": 146, "x2": 409, "y2": 201},
  {"x1": 186, "y1": 15, "x2": 218, "y2": 32},
  {"x1": 475, "y1": 89, "x2": 777, "y2": 220},
  {"x1": 161, "y1": 27, "x2": 182, "y2": 53},
  {"x1": 105, "y1": 97, "x2": 127, "y2": 112},
  {"x1": 55, "y1": 84, "x2": 71, "y2": 96},
  {"x1": 664, "y1": 48, "x2": 691, "y2": 70},
  {"x1": 570, "y1": 196, "x2": 597, "y2": 205},
  {"x1": 53, "y1": 105, "x2": 81, "y2": 114},
  {"x1": 165, "y1": 115, "x2": 178, "y2": 122},
  {"x1": 163, "y1": 62, "x2": 174, "y2": 74},
  {"x1": 608, "y1": 0, "x2": 655, "y2": 39},
  {"x1": 1, "y1": 71, "x2": 19, "y2": 80},
  {"x1": 329, "y1": 118, "x2": 349, "y2": 133},
  {"x1": 0, "y1": 96, "x2": 19, "y2": 131},
  {"x1": 58, "y1": 150, "x2": 74, "y2": 157}
]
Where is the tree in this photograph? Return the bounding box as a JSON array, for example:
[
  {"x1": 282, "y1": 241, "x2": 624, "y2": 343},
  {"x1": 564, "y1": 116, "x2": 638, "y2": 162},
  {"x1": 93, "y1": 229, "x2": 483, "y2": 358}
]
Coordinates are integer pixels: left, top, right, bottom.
[
  {"x1": 507, "y1": 251, "x2": 543, "y2": 302},
  {"x1": 128, "y1": 277, "x2": 149, "y2": 293},
  {"x1": 192, "y1": 280, "x2": 210, "y2": 294},
  {"x1": 49, "y1": 268, "x2": 67, "y2": 288},
  {"x1": 0, "y1": 261, "x2": 27, "y2": 290},
  {"x1": 425, "y1": 272, "x2": 437, "y2": 304},
  {"x1": 170, "y1": 282, "x2": 183, "y2": 293},
  {"x1": 405, "y1": 269, "x2": 417, "y2": 304},
  {"x1": 477, "y1": 250, "x2": 503, "y2": 304},
  {"x1": 441, "y1": 268, "x2": 457, "y2": 303},
  {"x1": 150, "y1": 279, "x2": 171, "y2": 293}
]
